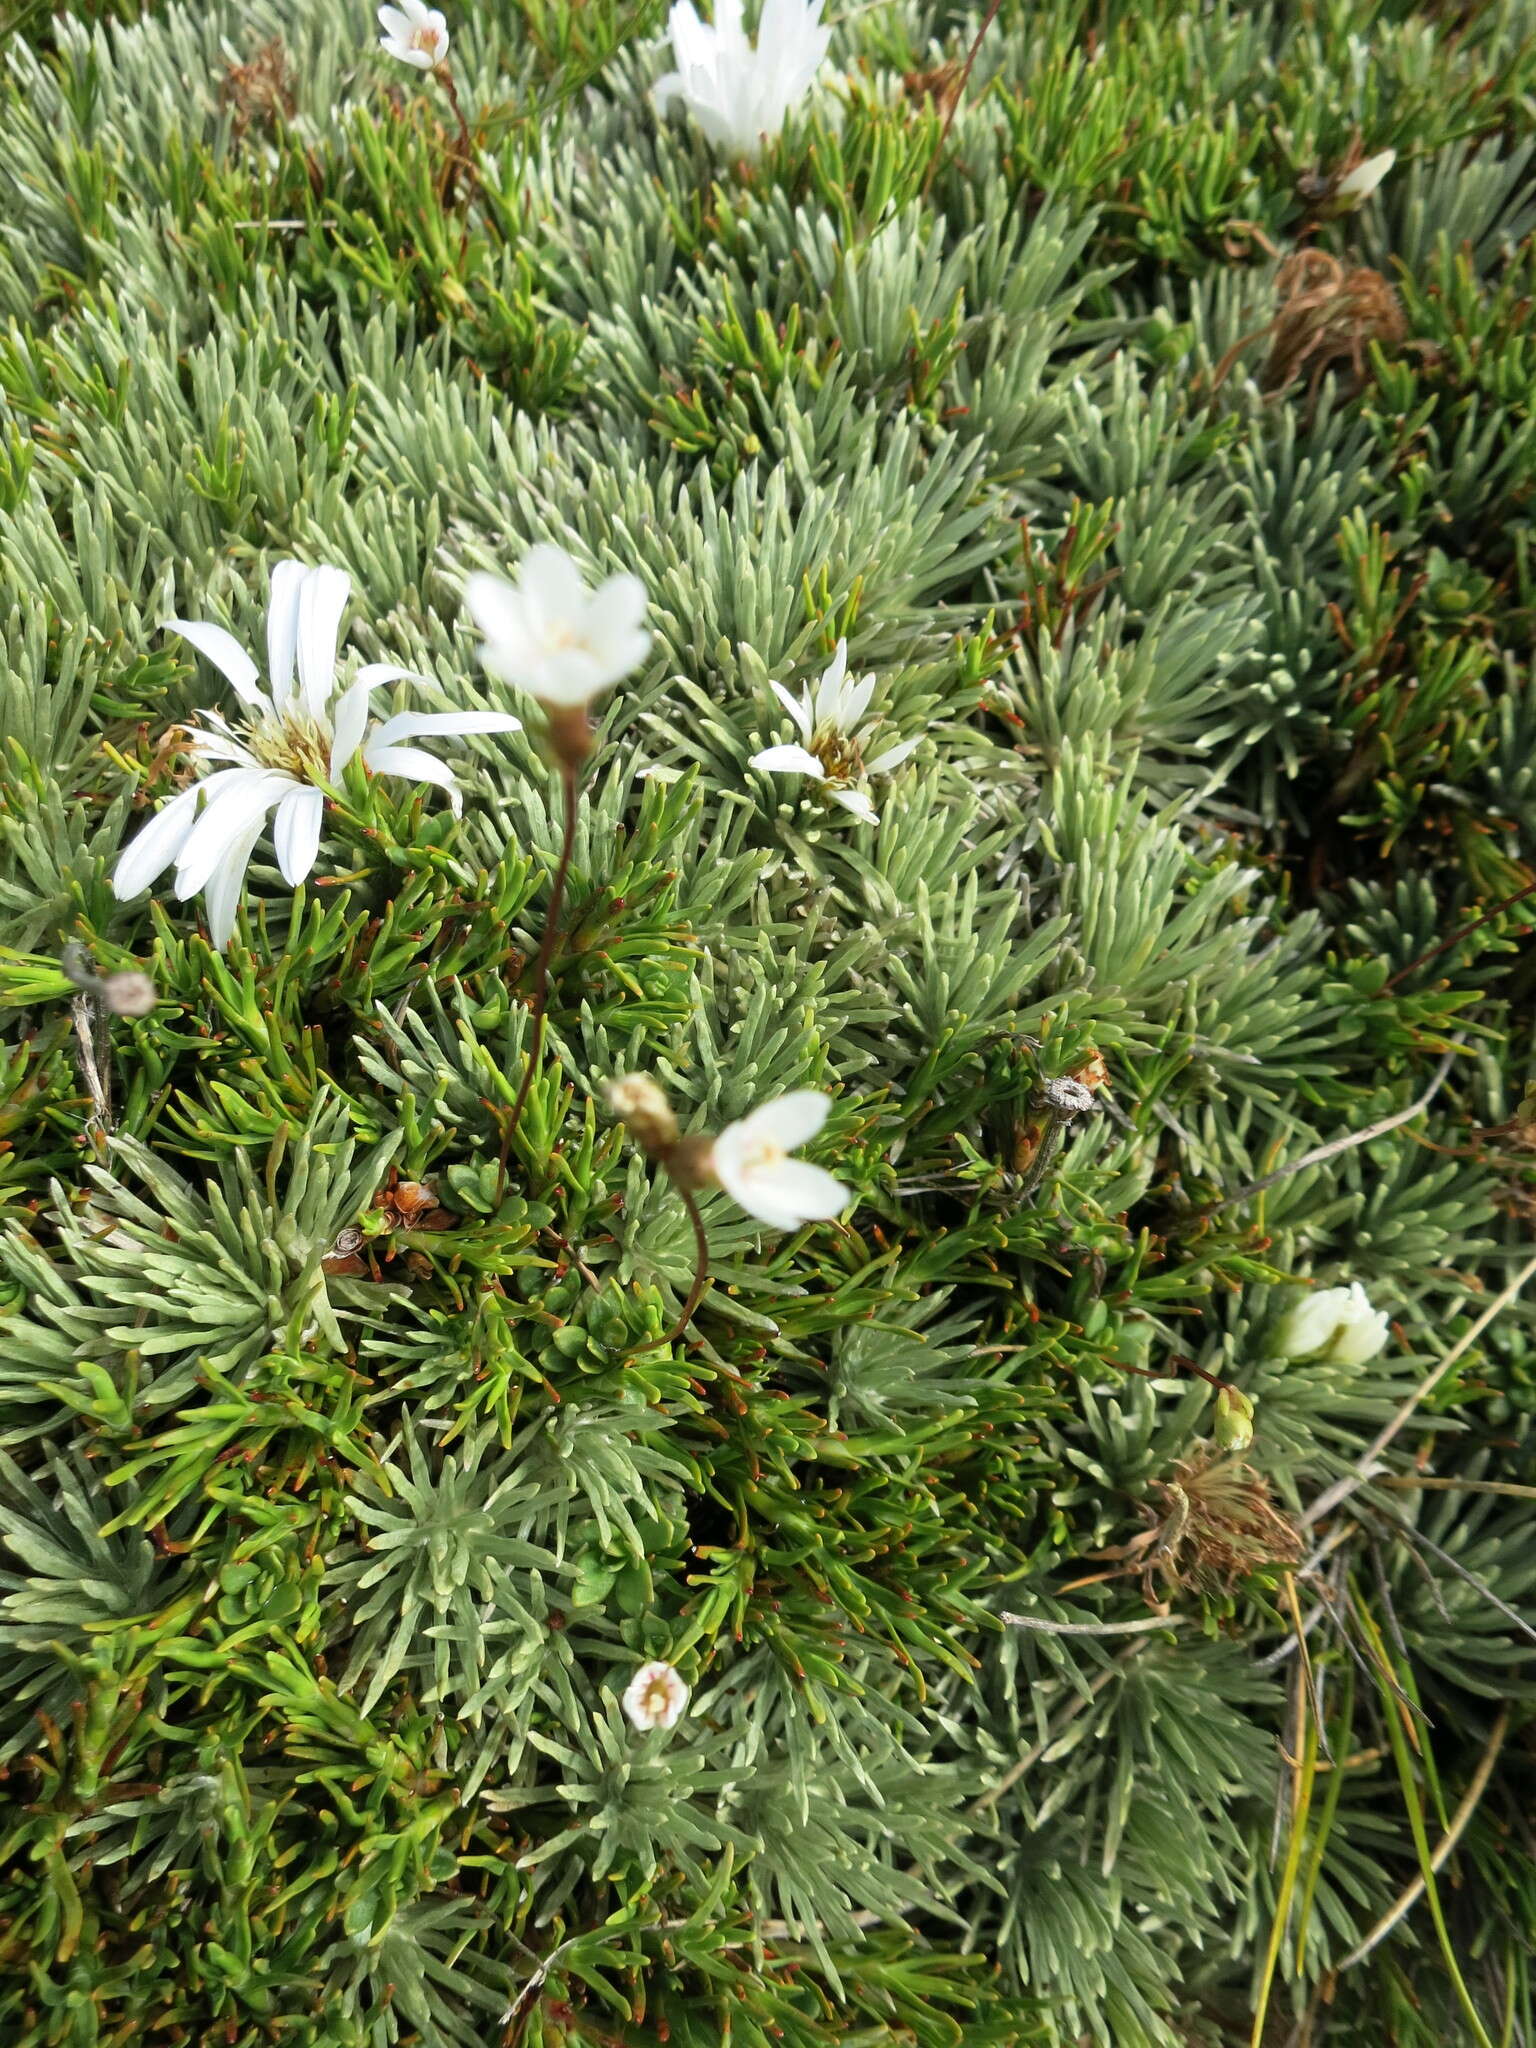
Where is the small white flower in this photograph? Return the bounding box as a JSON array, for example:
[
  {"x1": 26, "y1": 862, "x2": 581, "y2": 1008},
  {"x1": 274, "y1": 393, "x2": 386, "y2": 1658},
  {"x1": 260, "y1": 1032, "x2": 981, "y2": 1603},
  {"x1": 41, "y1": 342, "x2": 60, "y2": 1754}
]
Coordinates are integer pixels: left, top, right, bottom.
[
  {"x1": 652, "y1": 0, "x2": 831, "y2": 160},
  {"x1": 1335, "y1": 148, "x2": 1395, "y2": 205},
  {"x1": 378, "y1": 0, "x2": 449, "y2": 69},
  {"x1": 748, "y1": 639, "x2": 916, "y2": 826},
  {"x1": 1274, "y1": 1282, "x2": 1391, "y2": 1367},
  {"x1": 113, "y1": 561, "x2": 519, "y2": 948},
  {"x1": 709, "y1": 1089, "x2": 849, "y2": 1230},
  {"x1": 622, "y1": 1659, "x2": 689, "y2": 1731},
  {"x1": 464, "y1": 545, "x2": 651, "y2": 709}
]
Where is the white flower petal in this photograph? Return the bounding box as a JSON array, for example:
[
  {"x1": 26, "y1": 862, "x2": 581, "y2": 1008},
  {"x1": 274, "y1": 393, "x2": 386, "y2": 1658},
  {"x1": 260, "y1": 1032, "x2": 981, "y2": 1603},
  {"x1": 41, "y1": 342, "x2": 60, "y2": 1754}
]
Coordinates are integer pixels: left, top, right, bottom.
[
  {"x1": 272, "y1": 784, "x2": 325, "y2": 887},
  {"x1": 368, "y1": 710, "x2": 521, "y2": 748},
  {"x1": 330, "y1": 684, "x2": 375, "y2": 779},
  {"x1": 651, "y1": 66, "x2": 685, "y2": 115},
  {"x1": 363, "y1": 741, "x2": 464, "y2": 813},
  {"x1": 201, "y1": 813, "x2": 267, "y2": 951},
  {"x1": 265, "y1": 560, "x2": 307, "y2": 700},
  {"x1": 768, "y1": 677, "x2": 812, "y2": 739},
  {"x1": 738, "y1": 1089, "x2": 831, "y2": 1152},
  {"x1": 189, "y1": 730, "x2": 261, "y2": 766},
  {"x1": 326, "y1": 664, "x2": 425, "y2": 778},
  {"x1": 839, "y1": 673, "x2": 878, "y2": 731},
  {"x1": 296, "y1": 565, "x2": 351, "y2": 716},
  {"x1": 520, "y1": 543, "x2": 588, "y2": 620},
  {"x1": 590, "y1": 570, "x2": 649, "y2": 638},
  {"x1": 1336, "y1": 148, "x2": 1395, "y2": 202},
  {"x1": 750, "y1": 744, "x2": 824, "y2": 778},
  {"x1": 812, "y1": 638, "x2": 850, "y2": 726},
  {"x1": 113, "y1": 784, "x2": 204, "y2": 901},
  {"x1": 165, "y1": 618, "x2": 266, "y2": 712},
  {"x1": 830, "y1": 786, "x2": 879, "y2": 824},
  {"x1": 745, "y1": 1157, "x2": 849, "y2": 1224},
  {"x1": 867, "y1": 736, "x2": 919, "y2": 774},
  {"x1": 462, "y1": 570, "x2": 525, "y2": 646},
  {"x1": 173, "y1": 770, "x2": 294, "y2": 899}
]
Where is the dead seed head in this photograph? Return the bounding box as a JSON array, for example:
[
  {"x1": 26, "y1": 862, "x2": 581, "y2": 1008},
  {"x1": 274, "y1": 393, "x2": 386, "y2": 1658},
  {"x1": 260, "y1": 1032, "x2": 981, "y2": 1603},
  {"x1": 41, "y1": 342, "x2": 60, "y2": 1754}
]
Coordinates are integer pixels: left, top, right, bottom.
[{"x1": 1264, "y1": 250, "x2": 1406, "y2": 398}]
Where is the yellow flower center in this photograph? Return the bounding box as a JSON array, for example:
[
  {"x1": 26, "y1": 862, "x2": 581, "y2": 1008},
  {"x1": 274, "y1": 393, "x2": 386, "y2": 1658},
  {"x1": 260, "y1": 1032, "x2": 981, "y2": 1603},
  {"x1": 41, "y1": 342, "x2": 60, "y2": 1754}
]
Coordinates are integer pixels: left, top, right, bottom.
[
  {"x1": 811, "y1": 725, "x2": 864, "y2": 783},
  {"x1": 242, "y1": 707, "x2": 331, "y2": 782}
]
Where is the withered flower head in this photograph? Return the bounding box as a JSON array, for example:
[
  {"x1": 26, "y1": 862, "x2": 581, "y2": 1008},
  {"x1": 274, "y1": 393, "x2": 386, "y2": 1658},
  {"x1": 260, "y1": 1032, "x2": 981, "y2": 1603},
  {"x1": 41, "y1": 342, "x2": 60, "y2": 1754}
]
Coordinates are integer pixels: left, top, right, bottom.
[
  {"x1": 1264, "y1": 250, "x2": 1405, "y2": 400},
  {"x1": 606, "y1": 1073, "x2": 681, "y2": 1158}
]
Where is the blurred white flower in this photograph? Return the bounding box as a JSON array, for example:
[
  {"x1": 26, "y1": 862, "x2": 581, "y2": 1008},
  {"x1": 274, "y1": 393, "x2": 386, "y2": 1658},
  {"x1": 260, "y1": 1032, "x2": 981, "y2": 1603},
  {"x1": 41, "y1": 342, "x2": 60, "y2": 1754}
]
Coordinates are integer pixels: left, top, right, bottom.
[
  {"x1": 652, "y1": 0, "x2": 831, "y2": 159},
  {"x1": 622, "y1": 1659, "x2": 689, "y2": 1731},
  {"x1": 709, "y1": 1089, "x2": 848, "y2": 1230},
  {"x1": 114, "y1": 561, "x2": 519, "y2": 948},
  {"x1": 99, "y1": 970, "x2": 158, "y2": 1018},
  {"x1": 748, "y1": 638, "x2": 916, "y2": 825},
  {"x1": 464, "y1": 545, "x2": 650, "y2": 709},
  {"x1": 1335, "y1": 148, "x2": 1395, "y2": 205},
  {"x1": 378, "y1": 0, "x2": 449, "y2": 69},
  {"x1": 1274, "y1": 1282, "x2": 1390, "y2": 1366}
]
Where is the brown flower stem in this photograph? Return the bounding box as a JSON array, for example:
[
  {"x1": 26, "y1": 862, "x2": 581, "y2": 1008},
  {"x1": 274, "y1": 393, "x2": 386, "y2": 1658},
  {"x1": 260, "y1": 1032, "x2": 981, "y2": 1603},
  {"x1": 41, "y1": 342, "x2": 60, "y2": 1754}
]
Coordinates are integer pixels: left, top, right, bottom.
[
  {"x1": 1210, "y1": 1041, "x2": 1460, "y2": 1211},
  {"x1": 661, "y1": 1181, "x2": 713, "y2": 1348},
  {"x1": 434, "y1": 64, "x2": 477, "y2": 206},
  {"x1": 1113, "y1": 1352, "x2": 1239, "y2": 1397},
  {"x1": 437, "y1": 64, "x2": 474, "y2": 160},
  {"x1": 1378, "y1": 875, "x2": 1536, "y2": 994},
  {"x1": 921, "y1": 0, "x2": 1002, "y2": 199},
  {"x1": 495, "y1": 762, "x2": 579, "y2": 1206}
]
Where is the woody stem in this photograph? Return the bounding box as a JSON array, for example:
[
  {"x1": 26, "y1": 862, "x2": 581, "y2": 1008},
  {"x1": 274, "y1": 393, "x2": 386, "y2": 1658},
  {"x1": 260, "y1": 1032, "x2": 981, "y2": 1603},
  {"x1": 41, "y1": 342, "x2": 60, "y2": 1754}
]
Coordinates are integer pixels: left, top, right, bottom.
[
  {"x1": 495, "y1": 763, "x2": 579, "y2": 1205},
  {"x1": 1117, "y1": 1354, "x2": 1238, "y2": 1397},
  {"x1": 437, "y1": 64, "x2": 475, "y2": 167},
  {"x1": 662, "y1": 1182, "x2": 713, "y2": 1347}
]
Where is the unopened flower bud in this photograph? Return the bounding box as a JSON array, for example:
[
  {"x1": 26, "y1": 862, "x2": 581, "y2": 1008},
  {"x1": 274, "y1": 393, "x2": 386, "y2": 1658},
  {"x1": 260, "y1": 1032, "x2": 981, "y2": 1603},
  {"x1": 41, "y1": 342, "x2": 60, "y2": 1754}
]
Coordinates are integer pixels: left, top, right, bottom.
[
  {"x1": 1214, "y1": 1385, "x2": 1256, "y2": 1454},
  {"x1": 1334, "y1": 148, "x2": 1395, "y2": 207},
  {"x1": 607, "y1": 1073, "x2": 680, "y2": 1158},
  {"x1": 98, "y1": 970, "x2": 158, "y2": 1017}
]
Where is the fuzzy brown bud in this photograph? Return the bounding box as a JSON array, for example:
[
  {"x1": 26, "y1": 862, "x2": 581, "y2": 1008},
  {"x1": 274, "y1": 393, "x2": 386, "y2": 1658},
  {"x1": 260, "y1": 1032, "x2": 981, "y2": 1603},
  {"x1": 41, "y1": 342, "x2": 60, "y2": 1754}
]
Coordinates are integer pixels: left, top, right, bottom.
[
  {"x1": 98, "y1": 970, "x2": 158, "y2": 1018},
  {"x1": 607, "y1": 1074, "x2": 681, "y2": 1159}
]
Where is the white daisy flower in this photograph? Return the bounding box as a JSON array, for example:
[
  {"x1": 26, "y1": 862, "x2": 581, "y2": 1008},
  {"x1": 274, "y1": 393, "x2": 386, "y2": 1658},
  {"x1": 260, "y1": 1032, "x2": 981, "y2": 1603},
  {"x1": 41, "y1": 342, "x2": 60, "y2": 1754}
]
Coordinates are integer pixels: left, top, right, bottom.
[
  {"x1": 1335, "y1": 148, "x2": 1395, "y2": 205},
  {"x1": 622, "y1": 1659, "x2": 690, "y2": 1731},
  {"x1": 463, "y1": 545, "x2": 651, "y2": 710},
  {"x1": 709, "y1": 1089, "x2": 849, "y2": 1230},
  {"x1": 1274, "y1": 1282, "x2": 1391, "y2": 1367},
  {"x1": 748, "y1": 639, "x2": 916, "y2": 826},
  {"x1": 378, "y1": 0, "x2": 449, "y2": 69},
  {"x1": 651, "y1": 0, "x2": 831, "y2": 160},
  {"x1": 113, "y1": 561, "x2": 519, "y2": 948}
]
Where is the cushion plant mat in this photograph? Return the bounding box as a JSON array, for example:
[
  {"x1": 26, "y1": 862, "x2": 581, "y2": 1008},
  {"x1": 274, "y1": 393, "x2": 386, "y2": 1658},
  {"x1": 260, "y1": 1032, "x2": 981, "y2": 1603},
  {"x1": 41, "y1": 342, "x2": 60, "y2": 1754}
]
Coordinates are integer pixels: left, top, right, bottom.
[{"x1": 2, "y1": 1, "x2": 1535, "y2": 2044}]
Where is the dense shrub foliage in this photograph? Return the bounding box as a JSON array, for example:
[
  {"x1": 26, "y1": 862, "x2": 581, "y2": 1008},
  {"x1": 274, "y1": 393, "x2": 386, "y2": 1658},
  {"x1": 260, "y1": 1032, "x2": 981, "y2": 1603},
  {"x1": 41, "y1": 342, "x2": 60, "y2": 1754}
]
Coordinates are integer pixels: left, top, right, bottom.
[{"x1": 1, "y1": 0, "x2": 1534, "y2": 2042}]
